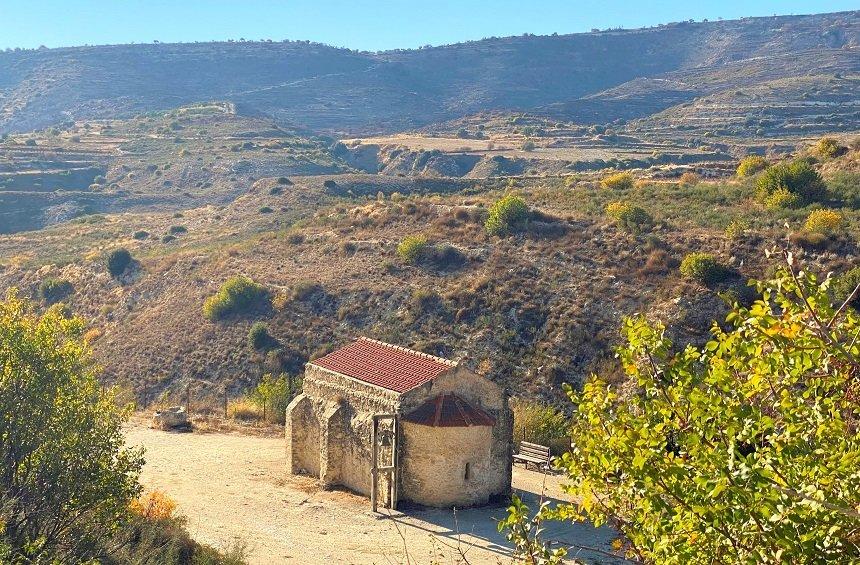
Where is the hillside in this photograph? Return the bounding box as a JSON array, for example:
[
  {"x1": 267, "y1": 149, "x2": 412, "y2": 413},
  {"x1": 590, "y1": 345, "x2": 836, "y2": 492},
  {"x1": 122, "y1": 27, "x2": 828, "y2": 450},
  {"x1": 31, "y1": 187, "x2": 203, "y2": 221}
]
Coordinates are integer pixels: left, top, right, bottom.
[
  {"x1": 1, "y1": 145, "x2": 858, "y2": 405},
  {"x1": 1, "y1": 11, "x2": 858, "y2": 136}
]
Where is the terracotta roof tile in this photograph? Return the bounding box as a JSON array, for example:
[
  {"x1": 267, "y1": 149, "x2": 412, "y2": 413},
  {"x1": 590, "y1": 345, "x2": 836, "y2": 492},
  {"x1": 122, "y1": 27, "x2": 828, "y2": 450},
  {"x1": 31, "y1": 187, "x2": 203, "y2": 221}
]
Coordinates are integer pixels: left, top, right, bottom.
[
  {"x1": 403, "y1": 393, "x2": 496, "y2": 427},
  {"x1": 309, "y1": 337, "x2": 456, "y2": 394}
]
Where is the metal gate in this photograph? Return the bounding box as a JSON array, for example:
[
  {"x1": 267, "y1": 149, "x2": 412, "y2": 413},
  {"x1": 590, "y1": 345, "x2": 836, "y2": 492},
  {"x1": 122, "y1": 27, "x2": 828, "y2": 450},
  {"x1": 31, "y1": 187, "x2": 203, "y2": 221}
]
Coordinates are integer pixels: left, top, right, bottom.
[{"x1": 370, "y1": 413, "x2": 398, "y2": 512}]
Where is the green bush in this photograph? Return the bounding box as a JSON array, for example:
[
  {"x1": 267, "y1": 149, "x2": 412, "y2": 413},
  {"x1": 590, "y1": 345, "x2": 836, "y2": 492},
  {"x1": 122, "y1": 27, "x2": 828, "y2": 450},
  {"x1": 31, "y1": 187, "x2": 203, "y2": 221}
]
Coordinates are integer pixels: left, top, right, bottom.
[
  {"x1": 107, "y1": 248, "x2": 133, "y2": 277},
  {"x1": 168, "y1": 225, "x2": 187, "y2": 235},
  {"x1": 511, "y1": 399, "x2": 569, "y2": 449},
  {"x1": 680, "y1": 252, "x2": 727, "y2": 284},
  {"x1": 132, "y1": 230, "x2": 150, "y2": 240},
  {"x1": 39, "y1": 278, "x2": 73, "y2": 304},
  {"x1": 397, "y1": 235, "x2": 429, "y2": 263},
  {"x1": 161, "y1": 234, "x2": 176, "y2": 244},
  {"x1": 833, "y1": 266, "x2": 860, "y2": 310},
  {"x1": 250, "y1": 373, "x2": 296, "y2": 424},
  {"x1": 203, "y1": 276, "x2": 268, "y2": 321},
  {"x1": 521, "y1": 140, "x2": 536, "y2": 151},
  {"x1": 815, "y1": 137, "x2": 842, "y2": 158},
  {"x1": 605, "y1": 201, "x2": 653, "y2": 234},
  {"x1": 248, "y1": 322, "x2": 277, "y2": 351},
  {"x1": 736, "y1": 155, "x2": 769, "y2": 177},
  {"x1": 756, "y1": 160, "x2": 826, "y2": 203},
  {"x1": 259, "y1": 206, "x2": 273, "y2": 214},
  {"x1": 485, "y1": 195, "x2": 529, "y2": 236}
]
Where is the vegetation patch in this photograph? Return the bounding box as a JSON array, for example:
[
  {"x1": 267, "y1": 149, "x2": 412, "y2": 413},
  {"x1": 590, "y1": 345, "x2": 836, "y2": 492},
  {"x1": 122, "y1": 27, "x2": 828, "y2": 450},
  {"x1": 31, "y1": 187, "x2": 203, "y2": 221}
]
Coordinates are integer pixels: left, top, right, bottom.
[
  {"x1": 605, "y1": 201, "x2": 653, "y2": 234},
  {"x1": 600, "y1": 172, "x2": 634, "y2": 190},
  {"x1": 679, "y1": 252, "x2": 727, "y2": 284},
  {"x1": 736, "y1": 155, "x2": 768, "y2": 177},
  {"x1": 203, "y1": 276, "x2": 269, "y2": 321},
  {"x1": 107, "y1": 248, "x2": 133, "y2": 277},
  {"x1": 485, "y1": 194, "x2": 529, "y2": 236},
  {"x1": 756, "y1": 160, "x2": 826, "y2": 204},
  {"x1": 38, "y1": 277, "x2": 73, "y2": 304}
]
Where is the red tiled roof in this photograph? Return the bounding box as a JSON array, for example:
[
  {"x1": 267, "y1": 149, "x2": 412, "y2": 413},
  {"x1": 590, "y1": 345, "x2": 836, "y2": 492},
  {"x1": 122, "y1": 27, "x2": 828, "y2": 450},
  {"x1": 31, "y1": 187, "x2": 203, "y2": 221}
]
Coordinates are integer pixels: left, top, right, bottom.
[
  {"x1": 403, "y1": 393, "x2": 496, "y2": 427},
  {"x1": 309, "y1": 337, "x2": 456, "y2": 394}
]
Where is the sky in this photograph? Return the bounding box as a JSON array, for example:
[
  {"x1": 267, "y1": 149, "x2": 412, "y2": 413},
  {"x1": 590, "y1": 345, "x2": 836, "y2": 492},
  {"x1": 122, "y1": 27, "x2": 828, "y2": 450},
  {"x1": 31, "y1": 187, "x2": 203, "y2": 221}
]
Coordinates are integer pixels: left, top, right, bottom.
[{"x1": 0, "y1": 0, "x2": 857, "y2": 52}]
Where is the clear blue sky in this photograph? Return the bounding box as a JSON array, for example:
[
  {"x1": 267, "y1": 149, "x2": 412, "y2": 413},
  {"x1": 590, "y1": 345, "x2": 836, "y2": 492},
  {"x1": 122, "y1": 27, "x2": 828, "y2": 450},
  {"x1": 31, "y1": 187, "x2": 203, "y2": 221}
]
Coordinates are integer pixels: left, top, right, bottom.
[{"x1": 1, "y1": 0, "x2": 856, "y2": 51}]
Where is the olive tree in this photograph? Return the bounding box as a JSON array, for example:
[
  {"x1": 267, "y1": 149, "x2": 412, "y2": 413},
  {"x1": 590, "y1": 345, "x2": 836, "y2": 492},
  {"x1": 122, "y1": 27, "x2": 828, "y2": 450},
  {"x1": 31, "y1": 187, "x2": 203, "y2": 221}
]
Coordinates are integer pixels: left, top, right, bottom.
[
  {"x1": 0, "y1": 291, "x2": 143, "y2": 561},
  {"x1": 501, "y1": 253, "x2": 860, "y2": 563}
]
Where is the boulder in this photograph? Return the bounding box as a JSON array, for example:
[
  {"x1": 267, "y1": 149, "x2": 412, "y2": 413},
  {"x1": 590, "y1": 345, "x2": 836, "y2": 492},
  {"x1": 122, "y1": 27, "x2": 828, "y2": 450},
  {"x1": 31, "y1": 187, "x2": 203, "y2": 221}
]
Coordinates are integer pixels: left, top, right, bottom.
[{"x1": 152, "y1": 406, "x2": 190, "y2": 431}]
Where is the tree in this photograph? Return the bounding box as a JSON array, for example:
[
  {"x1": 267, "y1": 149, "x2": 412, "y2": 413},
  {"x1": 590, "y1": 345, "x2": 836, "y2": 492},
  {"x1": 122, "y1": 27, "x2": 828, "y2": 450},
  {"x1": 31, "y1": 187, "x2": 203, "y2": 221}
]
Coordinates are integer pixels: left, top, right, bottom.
[
  {"x1": 502, "y1": 254, "x2": 860, "y2": 563},
  {"x1": 0, "y1": 291, "x2": 144, "y2": 561},
  {"x1": 107, "y1": 248, "x2": 133, "y2": 277}
]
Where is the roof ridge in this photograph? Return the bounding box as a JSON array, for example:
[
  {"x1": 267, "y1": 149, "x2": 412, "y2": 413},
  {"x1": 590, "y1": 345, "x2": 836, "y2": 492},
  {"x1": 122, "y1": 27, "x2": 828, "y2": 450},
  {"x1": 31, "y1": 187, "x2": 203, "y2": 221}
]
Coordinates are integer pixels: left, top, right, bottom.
[{"x1": 357, "y1": 336, "x2": 459, "y2": 367}]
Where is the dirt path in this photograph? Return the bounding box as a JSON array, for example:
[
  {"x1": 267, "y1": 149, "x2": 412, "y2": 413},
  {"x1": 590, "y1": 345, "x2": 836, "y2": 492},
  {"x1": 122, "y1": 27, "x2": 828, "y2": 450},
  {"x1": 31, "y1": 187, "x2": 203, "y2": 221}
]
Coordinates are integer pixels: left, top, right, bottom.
[{"x1": 126, "y1": 425, "x2": 619, "y2": 564}]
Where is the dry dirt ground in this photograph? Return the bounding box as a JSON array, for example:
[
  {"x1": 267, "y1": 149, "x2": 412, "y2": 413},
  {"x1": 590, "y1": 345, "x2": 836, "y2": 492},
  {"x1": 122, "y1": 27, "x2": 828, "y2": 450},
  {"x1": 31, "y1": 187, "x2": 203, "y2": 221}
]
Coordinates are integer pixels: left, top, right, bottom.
[{"x1": 125, "y1": 424, "x2": 620, "y2": 564}]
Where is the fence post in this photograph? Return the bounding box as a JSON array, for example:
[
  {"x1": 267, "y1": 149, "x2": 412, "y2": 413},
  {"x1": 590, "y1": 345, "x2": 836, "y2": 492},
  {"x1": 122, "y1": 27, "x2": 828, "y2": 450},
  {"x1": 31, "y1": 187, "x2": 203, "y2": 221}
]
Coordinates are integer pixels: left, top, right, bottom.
[
  {"x1": 223, "y1": 385, "x2": 228, "y2": 419},
  {"x1": 185, "y1": 383, "x2": 191, "y2": 414}
]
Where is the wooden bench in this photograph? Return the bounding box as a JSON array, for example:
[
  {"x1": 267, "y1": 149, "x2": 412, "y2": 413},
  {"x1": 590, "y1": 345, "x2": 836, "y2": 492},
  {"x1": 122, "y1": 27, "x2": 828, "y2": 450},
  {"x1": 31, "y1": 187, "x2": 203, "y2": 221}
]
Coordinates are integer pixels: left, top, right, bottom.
[{"x1": 512, "y1": 441, "x2": 552, "y2": 470}]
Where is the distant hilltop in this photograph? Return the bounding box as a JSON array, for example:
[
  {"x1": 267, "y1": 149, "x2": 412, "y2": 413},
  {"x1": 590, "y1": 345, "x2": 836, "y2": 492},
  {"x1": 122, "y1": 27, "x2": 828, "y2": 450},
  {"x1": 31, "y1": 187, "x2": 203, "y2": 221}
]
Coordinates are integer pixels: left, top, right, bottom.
[{"x1": 0, "y1": 10, "x2": 858, "y2": 135}]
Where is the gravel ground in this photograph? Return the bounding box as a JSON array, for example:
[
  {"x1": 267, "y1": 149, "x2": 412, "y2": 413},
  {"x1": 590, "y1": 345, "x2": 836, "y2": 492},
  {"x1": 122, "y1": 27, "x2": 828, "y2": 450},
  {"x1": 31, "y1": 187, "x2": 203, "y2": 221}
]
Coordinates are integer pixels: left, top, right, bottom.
[{"x1": 126, "y1": 424, "x2": 620, "y2": 564}]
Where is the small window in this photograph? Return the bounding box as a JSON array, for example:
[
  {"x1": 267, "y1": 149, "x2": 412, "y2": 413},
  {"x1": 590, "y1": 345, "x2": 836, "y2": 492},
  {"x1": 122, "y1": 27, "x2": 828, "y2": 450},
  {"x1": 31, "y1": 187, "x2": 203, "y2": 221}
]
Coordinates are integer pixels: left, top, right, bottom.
[{"x1": 464, "y1": 462, "x2": 471, "y2": 481}]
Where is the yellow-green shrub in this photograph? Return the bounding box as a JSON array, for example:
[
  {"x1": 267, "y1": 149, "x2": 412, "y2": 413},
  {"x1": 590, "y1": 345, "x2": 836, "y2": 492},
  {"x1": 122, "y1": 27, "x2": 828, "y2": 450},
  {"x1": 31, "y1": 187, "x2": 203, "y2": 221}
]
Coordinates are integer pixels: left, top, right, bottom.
[
  {"x1": 680, "y1": 252, "x2": 726, "y2": 284},
  {"x1": 605, "y1": 201, "x2": 652, "y2": 233},
  {"x1": 396, "y1": 234, "x2": 429, "y2": 263},
  {"x1": 762, "y1": 186, "x2": 801, "y2": 209},
  {"x1": 203, "y1": 276, "x2": 268, "y2": 321},
  {"x1": 600, "y1": 172, "x2": 634, "y2": 190},
  {"x1": 485, "y1": 194, "x2": 529, "y2": 236},
  {"x1": 804, "y1": 209, "x2": 843, "y2": 235},
  {"x1": 815, "y1": 137, "x2": 841, "y2": 159},
  {"x1": 736, "y1": 155, "x2": 768, "y2": 177}
]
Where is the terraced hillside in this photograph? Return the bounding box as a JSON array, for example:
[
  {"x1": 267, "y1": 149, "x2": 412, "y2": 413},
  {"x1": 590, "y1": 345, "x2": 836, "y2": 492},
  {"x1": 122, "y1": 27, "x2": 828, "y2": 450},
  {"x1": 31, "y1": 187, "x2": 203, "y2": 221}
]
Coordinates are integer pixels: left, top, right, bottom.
[
  {"x1": 1, "y1": 11, "x2": 857, "y2": 136},
  {"x1": 0, "y1": 103, "x2": 347, "y2": 232}
]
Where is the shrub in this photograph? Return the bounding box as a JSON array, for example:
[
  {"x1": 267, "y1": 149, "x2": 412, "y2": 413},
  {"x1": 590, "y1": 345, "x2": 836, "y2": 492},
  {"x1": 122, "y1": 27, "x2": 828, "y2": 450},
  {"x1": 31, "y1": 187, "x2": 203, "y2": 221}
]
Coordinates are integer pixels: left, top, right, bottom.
[
  {"x1": 804, "y1": 209, "x2": 843, "y2": 235},
  {"x1": 485, "y1": 195, "x2": 529, "y2": 236},
  {"x1": 397, "y1": 235, "x2": 429, "y2": 263},
  {"x1": 736, "y1": 155, "x2": 769, "y2": 177},
  {"x1": 161, "y1": 234, "x2": 176, "y2": 243},
  {"x1": 756, "y1": 160, "x2": 826, "y2": 203},
  {"x1": 0, "y1": 291, "x2": 143, "y2": 561},
  {"x1": 815, "y1": 137, "x2": 842, "y2": 158},
  {"x1": 833, "y1": 266, "x2": 860, "y2": 309},
  {"x1": 724, "y1": 219, "x2": 749, "y2": 240},
  {"x1": 250, "y1": 373, "x2": 295, "y2": 424},
  {"x1": 259, "y1": 206, "x2": 273, "y2": 214},
  {"x1": 503, "y1": 266, "x2": 860, "y2": 562},
  {"x1": 248, "y1": 322, "x2": 277, "y2": 351},
  {"x1": 107, "y1": 248, "x2": 133, "y2": 277},
  {"x1": 277, "y1": 176, "x2": 293, "y2": 185},
  {"x1": 168, "y1": 225, "x2": 187, "y2": 235},
  {"x1": 679, "y1": 252, "x2": 726, "y2": 284},
  {"x1": 291, "y1": 280, "x2": 321, "y2": 301},
  {"x1": 39, "y1": 278, "x2": 73, "y2": 304},
  {"x1": 203, "y1": 276, "x2": 268, "y2": 321},
  {"x1": 789, "y1": 230, "x2": 828, "y2": 250},
  {"x1": 605, "y1": 201, "x2": 653, "y2": 234},
  {"x1": 762, "y1": 186, "x2": 801, "y2": 209},
  {"x1": 679, "y1": 171, "x2": 700, "y2": 186},
  {"x1": 132, "y1": 230, "x2": 150, "y2": 240},
  {"x1": 511, "y1": 399, "x2": 569, "y2": 449},
  {"x1": 286, "y1": 232, "x2": 305, "y2": 245},
  {"x1": 521, "y1": 140, "x2": 536, "y2": 151},
  {"x1": 600, "y1": 172, "x2": 634, "y2": 190}
]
